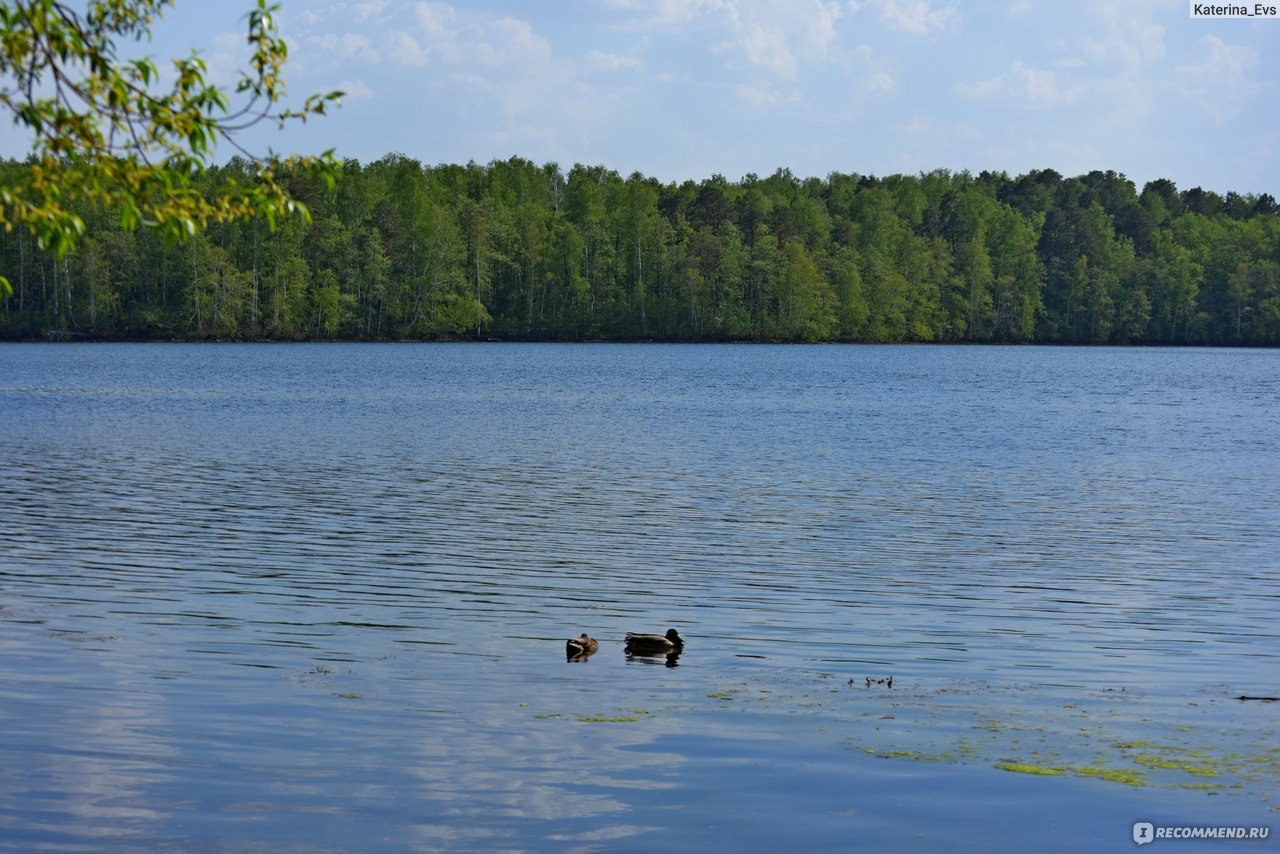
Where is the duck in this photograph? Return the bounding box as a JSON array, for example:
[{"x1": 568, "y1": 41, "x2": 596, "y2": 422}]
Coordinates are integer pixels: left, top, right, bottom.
[
  {"x1": 566, "y1": 633, "x2": 599, "y2": 659},
  {"x1": 624, "y1": 628, "x2": 684, "y2": 654}
]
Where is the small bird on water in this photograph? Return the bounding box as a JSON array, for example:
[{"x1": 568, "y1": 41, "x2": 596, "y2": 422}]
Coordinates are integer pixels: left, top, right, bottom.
[
  {"x1": 566, "y1": 633, "x2": 599, "y2": 660},
  {"x1": 624, "y1": 628, "x2": 684, "y2": 654}
]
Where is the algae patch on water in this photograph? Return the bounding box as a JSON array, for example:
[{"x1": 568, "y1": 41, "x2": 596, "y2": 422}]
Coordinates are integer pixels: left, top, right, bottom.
[
  {"x1": 1132, "y1": 753, "x2": 1219, "y2": 778},
  {"x1": 996, "y1": 764, "x2": 1147, "y2": 786},
  {"x1": 840, "y1": 680, "x2": 1278, "y2": 800},
  {"x1": 865, "y1": 748, "x2": 958, "y2": 763},
  {"x1": 528, "y1": 706, "x2": 652, "y2": 723},
  {"x1": 578, "y1": 709, "x2": 651, "y2": 724},
  {"x1": 995, "y1": 762, "x2": 1067, "y2": 776},
  {"x1": 1072, "y1": 766, "x2": 1147, "y2": 786},
  {"x1": 699, "y1": 673, "x2": 1276, "y2": 801}
]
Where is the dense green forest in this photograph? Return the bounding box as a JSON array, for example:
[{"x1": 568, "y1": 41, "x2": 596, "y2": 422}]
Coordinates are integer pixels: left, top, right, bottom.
[{"x1": 2, "y1": 155, "x2": 1278, "y2": 344}]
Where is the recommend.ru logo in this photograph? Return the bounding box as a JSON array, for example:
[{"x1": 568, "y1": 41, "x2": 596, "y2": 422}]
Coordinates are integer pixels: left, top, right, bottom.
[{"x1": 1133, "y1": 821, "x2": 1271, "y2": 845}]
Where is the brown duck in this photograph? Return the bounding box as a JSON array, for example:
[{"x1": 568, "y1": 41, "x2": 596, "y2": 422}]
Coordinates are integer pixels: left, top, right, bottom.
[{"x1": 566, "y1": 633, "x2": 599, "y2": 659}]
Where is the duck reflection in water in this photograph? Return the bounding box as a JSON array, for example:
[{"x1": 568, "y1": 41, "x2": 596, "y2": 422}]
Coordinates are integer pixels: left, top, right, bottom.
[
  {"x1": 565, "y1": 633, "x2": 598, "y2": 662},
  {"x1": 624, "y1": 629, "x2": 683, "y2": 667}
]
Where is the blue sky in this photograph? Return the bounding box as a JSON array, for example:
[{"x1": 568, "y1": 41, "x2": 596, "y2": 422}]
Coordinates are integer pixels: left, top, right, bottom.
[{"x1": 8, "y1": 0, "x2": 1280, "y2": 194}]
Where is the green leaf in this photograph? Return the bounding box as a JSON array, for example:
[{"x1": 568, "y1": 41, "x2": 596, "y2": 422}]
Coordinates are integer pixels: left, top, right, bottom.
[{"x1": 119, "y1": 198, "x2": 140, "y2": 231}]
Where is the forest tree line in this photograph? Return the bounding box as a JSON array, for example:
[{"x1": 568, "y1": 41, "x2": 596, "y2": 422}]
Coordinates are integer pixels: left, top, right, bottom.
[{"x1": 2, "y1": 155, "x2": 1278, "y2": 345}]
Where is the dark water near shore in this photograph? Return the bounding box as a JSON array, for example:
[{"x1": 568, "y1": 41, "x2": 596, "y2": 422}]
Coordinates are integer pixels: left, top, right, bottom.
[{"x1": 1, "y1": 342, "x2": 1277, "y2": 852}]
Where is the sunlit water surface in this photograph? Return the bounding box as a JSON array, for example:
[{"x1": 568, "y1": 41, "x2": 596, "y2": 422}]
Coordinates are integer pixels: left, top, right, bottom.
[{"x1": 1, "y1": 343, "x2": 1277, "y2": 852}]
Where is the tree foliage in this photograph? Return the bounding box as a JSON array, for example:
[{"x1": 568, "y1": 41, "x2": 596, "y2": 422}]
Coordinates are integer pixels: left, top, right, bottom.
[
  {"x1": 2, "y1": 156, "x2": 1278, "y2": 345},
  {"x1": 0, "y1": 0, "x2": 342, "y2": 294}
]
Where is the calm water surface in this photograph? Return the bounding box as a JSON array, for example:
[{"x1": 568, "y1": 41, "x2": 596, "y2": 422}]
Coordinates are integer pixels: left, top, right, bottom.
[{"x1": 1, "y1": 343, "x2": 1277, "y2": 852}]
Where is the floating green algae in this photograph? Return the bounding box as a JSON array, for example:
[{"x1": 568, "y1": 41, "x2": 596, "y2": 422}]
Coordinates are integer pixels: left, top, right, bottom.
[
  {"x1": 578, "y1": 709, "x2": 650, "y2": 724},
  {"x1": 835, "y1": 679, "x2": 1279, "y2": 801},
  {"x1": 865, "y1": 748, "x2": 958, "y2": 763},
  {"x1": 1072, "y1": 766, "x2": 1147, "y2": 786},
  {"x1": 1132, "y1": 753, "x2": 1219, "y2": 778},
  {"x1": 995, "y1": 763, "x2": 1066, "y2": 776},
  {"x1": 698, "y1": 673, "x2": 1277, "y2": 803},
  {"x1": 578, "y1": 715, "x2": 641, "y2": 723}
]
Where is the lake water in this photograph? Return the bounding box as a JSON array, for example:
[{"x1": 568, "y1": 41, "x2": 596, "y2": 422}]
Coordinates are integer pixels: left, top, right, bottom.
[{"x1": 1, "y1": 342, "x2": 1277, "y2": 852}]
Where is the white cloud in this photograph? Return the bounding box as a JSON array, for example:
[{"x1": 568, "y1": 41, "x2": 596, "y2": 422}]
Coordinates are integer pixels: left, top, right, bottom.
[
  {"x1": 468, "y1": 17, "x2": 557, "y2": 69},
  {"x1": 306, "y1": 33, "x2": 380, "y2": 63},
  {"x1": 336, "y1": 79, "x2": 375, "y2": 100},
  {"x1": 416, "y1": 2, "x2": 457, "y2": 35},
  {"x1": 386, "y1": 6, "x2": 561, "y2": 76},
  {"x1": 793, "y1": 0, "x2": 845, "y2": 54},
  {"x1": 203, "y1": 32, "x2": 252, "y2": 89},
  {"x1": 864, "y1": 70, "x2": 895, "y2": 95},
  {"x1": 1081, "y1": 0, "x2": 1166, "y2": 68},
  {"x1": 733, "y1": 19, "x2": 800, "y2": 78},
  {"x1": 714, "y1": 1, "x2": 846, "y2": 80},
  {"x1": 903, "y1": 113, "x2": 932, "y2": 135},
  {"x1": 358, "y1": 5, "x2": 600, "y2": 163},
  {"x1": 956, "y1": 73, "x2": 1003, "y2": 101},
  {"x1": 386, "y1": 30, "x2": 428, "y2": 67},
  {"x1": 610, "y1": 0, "x2": 843, "y2": 81},
  {"x1": 353, "y1": 1, "x2": 390, "y2": 23},
  {"x1": 608, "y1": 0, "x2": 732, "y2": 31},
  {"x1": 735, "y1": 82, "x2": 802, "y2": 109},
  {"x1": 865, "y1": 0, "x2": 957, "y2": 36},
  {"x1": 491, "y1": 21, "x2": 552, "y2": 68},
  {"x1": 957, "y1": 60, "x2": 1073, "y2": 107},
  {"x1": 1174, "y1": 35, "x2": 1259, "y2": 122},
  {"x1": 586, "y1": 51, "x2": 644, "y2": 73}
]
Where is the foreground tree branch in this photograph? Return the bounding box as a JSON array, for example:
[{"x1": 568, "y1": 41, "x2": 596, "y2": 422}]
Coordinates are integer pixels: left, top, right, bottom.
[{"x1": 0, "y1": 0, "x2": 342, "y2": 294}]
